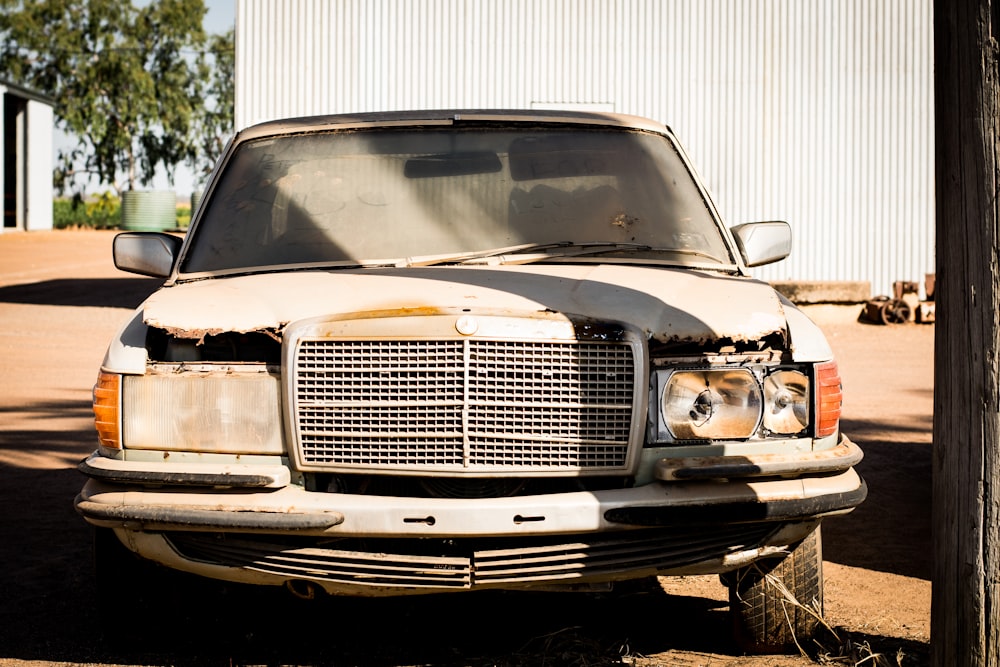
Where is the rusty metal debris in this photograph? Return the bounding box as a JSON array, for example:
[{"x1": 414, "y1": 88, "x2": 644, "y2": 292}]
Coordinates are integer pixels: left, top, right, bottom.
[{"x1": 861, "y1": 276, "x2": 935, "y2": 325}]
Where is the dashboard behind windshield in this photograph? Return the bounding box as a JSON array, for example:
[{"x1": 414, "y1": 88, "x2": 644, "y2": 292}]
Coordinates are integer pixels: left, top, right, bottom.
[{"x1": 182, "y1": 125, "x2": 733, "y2": 274}]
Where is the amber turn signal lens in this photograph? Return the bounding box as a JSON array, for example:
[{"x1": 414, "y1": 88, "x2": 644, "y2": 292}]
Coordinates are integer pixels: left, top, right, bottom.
[
  {"x1": 815, "y1": 361, "x2": 842, "y2": 438},
  {"x1": 93, "y1": 371, "x2": 121, "y2": 449}
]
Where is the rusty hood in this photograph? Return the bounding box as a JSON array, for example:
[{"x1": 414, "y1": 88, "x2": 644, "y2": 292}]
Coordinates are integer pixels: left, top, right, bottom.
[{"x1": 142, "y1": 264, "x2": 789, "y2": 347}]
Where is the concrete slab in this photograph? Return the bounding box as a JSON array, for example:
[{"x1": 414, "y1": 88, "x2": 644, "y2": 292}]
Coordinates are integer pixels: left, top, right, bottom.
[{"x1": 771, "y1": 280, "x2": 871, "y2": 305}]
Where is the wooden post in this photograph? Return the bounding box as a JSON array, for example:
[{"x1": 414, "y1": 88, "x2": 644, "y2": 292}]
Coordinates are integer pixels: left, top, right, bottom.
[{"x1": 933, "y1": 1, "x2": 1000, "y2": 665}]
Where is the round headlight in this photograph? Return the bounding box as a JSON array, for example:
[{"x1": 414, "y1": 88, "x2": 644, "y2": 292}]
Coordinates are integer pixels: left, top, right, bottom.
[
  {"x1": 662, "y1": 369, "x2": 762, "y2": 440},
  {"x1": 763, "y1": 370, "x2": 809, "y2": 435}
]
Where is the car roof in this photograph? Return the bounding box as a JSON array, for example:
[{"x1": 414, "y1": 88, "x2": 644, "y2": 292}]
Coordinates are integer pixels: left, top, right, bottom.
[{"x1": 237, "y1": 109, "x2": 673, "y2": 142}]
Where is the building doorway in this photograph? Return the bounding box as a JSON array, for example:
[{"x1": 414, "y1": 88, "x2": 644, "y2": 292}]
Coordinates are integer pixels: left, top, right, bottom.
[{"x1": 4, "y1": 93, "x2": 27, "y2": 230}]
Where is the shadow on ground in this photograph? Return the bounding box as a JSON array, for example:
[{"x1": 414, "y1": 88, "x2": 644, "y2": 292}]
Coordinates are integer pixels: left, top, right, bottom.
[
  {"x1": 0, "y1": 278, "x2": 161, "y2": 309},
  {"x1": 822, "y1": 417, "x2": 932, "y2": 581},
  {"x1": 0, "y1": 567, "x2": 932, "y2": 666},
  {"x1": 0, "y1": 573, "x2": 800, "y2": 666}
]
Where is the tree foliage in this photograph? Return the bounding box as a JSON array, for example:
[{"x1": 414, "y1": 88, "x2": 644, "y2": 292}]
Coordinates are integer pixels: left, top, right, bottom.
[
  {"x1": 190, "y1": 28, "x2": 235, "y2": 186},
  {"x1": 0, "y1": 0, "x2": 234, "y2": 195}
]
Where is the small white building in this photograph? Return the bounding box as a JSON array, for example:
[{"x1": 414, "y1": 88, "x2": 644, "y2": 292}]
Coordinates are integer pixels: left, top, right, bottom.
[
  {"x1": 1, "y1": 78, "x2": 54, "y2": 232},
  {"x1": 234, "y1": 0, "x2": 934, "y2": 297}
]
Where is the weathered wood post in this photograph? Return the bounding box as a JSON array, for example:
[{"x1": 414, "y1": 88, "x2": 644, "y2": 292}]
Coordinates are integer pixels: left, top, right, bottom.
[{"x1": 933, "y1": 0, "x2": 1000, "y2": 664}]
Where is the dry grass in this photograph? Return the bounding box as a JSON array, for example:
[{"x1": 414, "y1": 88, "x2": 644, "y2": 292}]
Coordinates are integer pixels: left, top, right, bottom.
[
  {"x1": 760, "y1": 571, "x2": 906, "y2": 667},
  {"x1": 501, "y1": 625, "x2": 635, "y2": 666}
]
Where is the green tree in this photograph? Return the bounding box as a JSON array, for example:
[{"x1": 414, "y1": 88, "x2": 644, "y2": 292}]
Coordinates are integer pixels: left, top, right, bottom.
[
  {"x1": 0, "y1": 0, "x2": 207, "y2": 195},
  {"x1": 189, "y1": 28, "x2": 235, "y2": 186}
]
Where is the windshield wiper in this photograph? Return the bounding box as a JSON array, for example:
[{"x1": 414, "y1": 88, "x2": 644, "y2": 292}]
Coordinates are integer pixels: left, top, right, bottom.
[
  {"x1": 458, "y1": 242, "x2": 655, "y2": 265},
  {"x1": 637, "y1": 247, "x2": 728, "y2": 264},
  {"x1": 459, "y1": 242, "x2": 730, "y2": 266},
  {"x1": 401, "y1": 241, "x2": 728, "y2": 267},
  {"x1": 401, "y1": 242, "x2": 579, "y2": 267}
]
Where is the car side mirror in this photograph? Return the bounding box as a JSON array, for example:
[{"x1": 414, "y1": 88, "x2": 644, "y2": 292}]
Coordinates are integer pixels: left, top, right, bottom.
[
  {"x1": 113, "y1": 232, "x2": 184, "y2": 278},
  {"x1": 730, "y1": 221, "x2": 792, "y2": 267}
]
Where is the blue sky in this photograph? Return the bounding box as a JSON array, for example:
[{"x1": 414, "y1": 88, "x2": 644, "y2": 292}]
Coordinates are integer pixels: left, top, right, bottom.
[{"x1": 205, "y1": 0, "x2": 236, "y2": 35}]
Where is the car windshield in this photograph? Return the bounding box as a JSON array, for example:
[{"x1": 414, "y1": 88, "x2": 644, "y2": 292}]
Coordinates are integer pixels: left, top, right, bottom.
[{"x1": 182, "y1": 124, "x2": 734, "y2": 274}]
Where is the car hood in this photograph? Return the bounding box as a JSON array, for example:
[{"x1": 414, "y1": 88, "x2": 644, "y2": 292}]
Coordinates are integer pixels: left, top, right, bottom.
[{"x1": 142, "y1": 264, "x2": 789, "y2": 349}]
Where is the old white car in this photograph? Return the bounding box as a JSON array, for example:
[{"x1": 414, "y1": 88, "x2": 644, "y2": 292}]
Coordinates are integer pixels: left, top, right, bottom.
[{"x1": 76, "y1": 109, "x2": 865, "y2": 654}]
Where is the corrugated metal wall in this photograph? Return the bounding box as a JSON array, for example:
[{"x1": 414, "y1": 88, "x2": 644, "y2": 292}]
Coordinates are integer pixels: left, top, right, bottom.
[{"x1": 236, "y1": 0, "x2": 934, "y2": 297}]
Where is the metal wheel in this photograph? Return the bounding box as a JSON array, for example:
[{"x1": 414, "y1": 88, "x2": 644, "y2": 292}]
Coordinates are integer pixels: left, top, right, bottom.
[{"x1": 879, "y1": 298, "x2": 911, "y2": 325}]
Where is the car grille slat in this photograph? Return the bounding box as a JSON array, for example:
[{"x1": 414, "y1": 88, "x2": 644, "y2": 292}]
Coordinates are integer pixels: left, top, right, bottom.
[
  {"x1": 293, "y1": 337, "x2": 637, "y2": 471},
  {"x1": 169, "y1": 525, "x2": 772, "y2": 591},
  {"x1": 178, "y1": 537, "x2": 471, "y2": 588},
  {"x1": 472, "y1": 530, "x2": 761, "y2": 582}
]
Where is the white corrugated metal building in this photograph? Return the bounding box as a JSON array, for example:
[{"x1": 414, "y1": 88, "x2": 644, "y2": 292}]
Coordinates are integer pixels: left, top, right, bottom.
[
  {"x1": 234, "y1": 0, "x2": 934, "y2": 298},
  {"x1": 1, "y1": 79, "x2": 54, "y2": 232}
]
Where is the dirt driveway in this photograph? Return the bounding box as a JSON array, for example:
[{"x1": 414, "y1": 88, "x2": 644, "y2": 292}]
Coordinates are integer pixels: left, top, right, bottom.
[{"x1": 0, "y1": 230, "x2": 932, "y2": 666}]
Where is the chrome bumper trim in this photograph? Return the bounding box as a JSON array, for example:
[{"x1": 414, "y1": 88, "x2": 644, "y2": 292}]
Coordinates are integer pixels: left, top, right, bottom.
[
  {"x1": 78, "y1": 452, "x2": 290, "y2": 488},
  {"x1": 654, "y1": 436, "x2": 863, "y2": 481}
]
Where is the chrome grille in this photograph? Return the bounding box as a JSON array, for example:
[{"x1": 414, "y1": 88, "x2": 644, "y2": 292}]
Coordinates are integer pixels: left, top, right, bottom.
[{"x1": 293, "y1": 337, "x2": 637, "y2": 471}]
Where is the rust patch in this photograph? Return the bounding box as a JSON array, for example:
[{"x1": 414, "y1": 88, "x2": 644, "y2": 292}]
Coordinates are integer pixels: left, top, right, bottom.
[
  {"x1": 648, "y1": 329, "x2": 788, "y2": 356},
  {"x1": 158, "y1": 325, "x2": 284, "y2": 344}
]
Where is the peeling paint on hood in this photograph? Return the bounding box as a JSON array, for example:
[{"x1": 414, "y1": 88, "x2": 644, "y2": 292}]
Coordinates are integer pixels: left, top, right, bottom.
[{"x1": 142, "y1": 264, "x2": 788, "y2": 347}]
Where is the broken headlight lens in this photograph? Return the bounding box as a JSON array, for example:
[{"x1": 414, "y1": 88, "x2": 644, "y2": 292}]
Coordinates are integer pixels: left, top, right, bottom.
[
  {"x1": 121, "y1": 369, "x2": 284, "y2": 454},
  {"x1": 660, "y1": 368, "x2": 762, "y2": 440}
]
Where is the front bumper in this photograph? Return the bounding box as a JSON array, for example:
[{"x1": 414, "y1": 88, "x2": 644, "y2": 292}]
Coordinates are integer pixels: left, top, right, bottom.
[
  {"x1": 75, "y1": 438, "x2": 865, "y2": 594},
  {"x1": 77, "y1": 470, "x2": 866, "y2": 535},
  {"x1": 75, "y1": 439, "x2": 866, "y2": 537}
]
